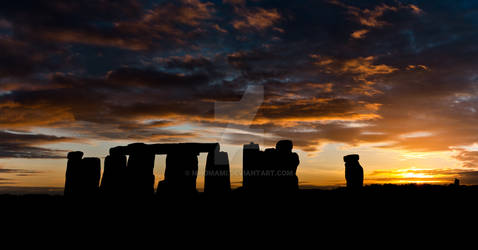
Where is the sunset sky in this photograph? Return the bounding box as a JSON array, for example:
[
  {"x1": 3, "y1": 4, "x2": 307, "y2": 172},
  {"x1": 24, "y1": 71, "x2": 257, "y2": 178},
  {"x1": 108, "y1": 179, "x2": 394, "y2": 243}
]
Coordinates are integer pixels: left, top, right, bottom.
[{"x1": 1, "y1": 0, "x2": 478, "y2": 193}]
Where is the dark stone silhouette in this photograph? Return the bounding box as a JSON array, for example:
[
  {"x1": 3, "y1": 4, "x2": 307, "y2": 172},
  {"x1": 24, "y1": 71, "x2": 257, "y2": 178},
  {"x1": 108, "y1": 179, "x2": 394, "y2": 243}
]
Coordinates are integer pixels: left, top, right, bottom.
[
  {"x1": 275, "y1": 140, "x2": 299, "y2": 192},
  {"x1": 76, "y1": 157, "x2": 101, "y2": 197},
  {"x1": 263, "y1": 147, "x2": 278, "y2": 190},
  {"x1": 64, "y1": 151, "x2": 84, "y2": 197},
  {"x1": 125, "y1": 143, "x2": 156, "y2": 197},
  {"x1": 454, "y1": 178, "x2": 460, "y2": 186},
  {"x1": 100, "y1": 153, "x2": 127, "y2": 197},
  {"x1": 153, "y1": 143, "x2": 229, "y2": 196},
  {"x1": 243, "y1": 142, "x2": 261, "y2": 190},
  {"x1": 63, "y1": 141, "x2": 340, "y2": 198},
  {"x1": 344, "y1": 154, "x2": 364, "y2": 190},
  {"x1": 242, "y1": 140, "x2": 300, "y2": 193},
  {"x1": 204, "y1": 149, "x2": 231, "y2": 194},
  {"x1": 157, "y1": 151, "x2": 199, "y2": 196}
]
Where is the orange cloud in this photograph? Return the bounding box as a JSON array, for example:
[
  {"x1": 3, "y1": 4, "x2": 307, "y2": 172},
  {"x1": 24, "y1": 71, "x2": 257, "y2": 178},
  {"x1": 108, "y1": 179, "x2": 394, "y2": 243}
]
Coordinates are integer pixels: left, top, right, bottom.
[
  {"x1": 213, "y1": 24, "x2": 228, "y2": 33},
  {"x1": 169, "y1": 0, "x2": 215, "y2": 26},
  {"x1": 232, "y1": 7, "x2": 281, "y2": 31},
  {"x1": 311, "y1": 55, "x2": 397, "y2": 76},
  {"x1": 407, "y1": 65, "x2": 430, "y2": 71},
  {"x1": 329, "y1": 1, "x2": 423, "y2": 39},
  {"x1": 40, "y1": 30, "x2": 150, "y2": 51},
  {"x1": 354, "y1": 4, "x2": 398, "y2": 27},
  {"x1": 341, "y1": 56, "x2": 398, "y2": 76},
  {"x1": 453, "y1": 149, "x2": 478, "y2": 168},
  {"x1": 149, "y1": 132, "x2": 197, "y2": 142},
  {"x1": 310, "y1": 55, "x2": 397, "y2": 96},
  {"x1": 351, "y1": 29, "x2": 369, "y2": 39},
  {"x1": 409, "y1": 4, "x2": 423, "y2": 15},
  {"x1": 0, "y1": 103, "x2": 75, "y2": 128}
]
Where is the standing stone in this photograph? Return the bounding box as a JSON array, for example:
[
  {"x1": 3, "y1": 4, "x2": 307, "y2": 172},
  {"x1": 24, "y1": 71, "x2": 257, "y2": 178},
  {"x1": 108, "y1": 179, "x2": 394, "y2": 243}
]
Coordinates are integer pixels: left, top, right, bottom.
[
  {"x1": 100, "y1": 154, "x2": 127, "y2": 197},
  {"x1": 204, "y1": 150, "x2": 231, "y2": 194},
  {"x1": 344, "y1": 154, "x2": 364, "y2": 190},
  {"x1": 64, "y1": 151, "x2": 84, "y2": 197},
  {"x1": 262, "y1": 147, "x2": 279, "y2": 191},
  {"x1": 157, "y1": 151, "x2": 198, "y2": 196},
  {"x1": 243, "y1": 142, "x2": 261, "y2": 190},
  {"x1": 77, "y1": 157, "x2": 101, "y2": 197},
  {"x1": 126, "y1": 143, "x2": 156, "y2": 197},
  {"x1": 454, "y1": 178, "x2": 460, "y2": 186},
  {"x1": 242, "y1": 140, "x2": 300, "y2": 193},
  {"x1": 275, "y1": 140, "x2": 300, "y2": 192}
]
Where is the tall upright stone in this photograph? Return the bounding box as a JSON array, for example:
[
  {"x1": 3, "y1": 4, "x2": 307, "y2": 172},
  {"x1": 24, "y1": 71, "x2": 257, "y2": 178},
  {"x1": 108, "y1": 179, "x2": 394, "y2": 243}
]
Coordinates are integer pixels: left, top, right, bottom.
[
  {"x1": 64, "y1": 151, "x2": 84, "y2": 197},
  {"x1": 157, "y1": 151, "x2": 198, "y2": 196},
  {"x1": 454, "y1": 178, "x2": 460, "y2": 186},
  {"x1": 100, "y1": 152, "x2": 127, "y2": 197},
  {"x1": 242, "y1": 140, "x2": 300, "y2": 193},
  {"x1": 261, "y1": 147, "x2": 278, "y2": 191},
  {"x1": 243, "y1": 142, "x2": 261, "y2": 190},
  {"x1": 344, "y1": 154, "x2": 364, "y2": 190},
  {"x1": 126, "y1": 143, "x2": 156, "y2": 197},
  {"x1": 204, "y1": 150, "x2": 231, "y2": 194},
  {"x1": 275, "y1": 140, "x2": 299, "y2": 192},
  {"x1": 77, "y1": 157, "x2": 101, "y2": 197}
]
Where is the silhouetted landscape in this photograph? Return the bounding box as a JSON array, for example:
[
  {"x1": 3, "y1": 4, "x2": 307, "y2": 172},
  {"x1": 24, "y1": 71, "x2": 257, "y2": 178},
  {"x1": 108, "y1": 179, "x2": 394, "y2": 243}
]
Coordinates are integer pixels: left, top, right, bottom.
[
  {"x1": 3, "y1": 184, "x2": 478, "y2": 224},
  {"x1": 2, "y1": 1, "x2": 478, "y2": 229},
  {"x1": 3, "y1": 140, "x2": 477, "y2": 219}
]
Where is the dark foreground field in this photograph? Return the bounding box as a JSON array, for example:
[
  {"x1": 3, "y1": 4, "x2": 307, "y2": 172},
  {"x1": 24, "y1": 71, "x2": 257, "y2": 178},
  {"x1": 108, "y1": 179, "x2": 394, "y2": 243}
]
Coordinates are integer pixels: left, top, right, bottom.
[
  {"x1": 2, "y1": 184, "x2": 477, "y2": 213},
  {"x1": 1, "y1": 184, "x2": 477, "y2": 239}
]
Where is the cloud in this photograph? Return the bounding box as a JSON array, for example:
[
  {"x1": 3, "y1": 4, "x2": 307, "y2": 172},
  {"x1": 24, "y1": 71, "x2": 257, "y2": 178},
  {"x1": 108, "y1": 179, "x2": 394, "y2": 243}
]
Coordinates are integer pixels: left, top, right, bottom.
[
  {"x1": 232, "y1": 7, "x2": 281, "y2": 31},
  {"x1": 352, "y1": 4, "x2": 398, "y2": 28},
  {"x1": 113, "y1": 0, "x2": 216, "y2": 47},
  {"x1": 0, "y1": 0, "x2": 217, "y2": 51},
  {"x1": 331, "y1": 1, "x2": 423, "y2": 27},
  {"x1": 0, "y1": 131, "x2": 76, "y2": 158},
  {"x1": 329, "y1": 1, "x2": 424, "y2": 39},
  {"x1": 0, "y1": 37, "x2": 60, "y2": 78},
  {"x1": 223, "y1": 0, "x2": 245, "y2": 5},
  {"x1": 310, "y1": 55, "x2": 398, "y2": 76},
  {"x1": 408, "y1": 4, "x2": 424, "y2": 15},
  {"x1": 213, "y1": 24, "x2": 228, "y2": 33},
  {"x1": 105, "y1": 67, "x2": 211, "y2": 88},
  {"x1": 406, "y1": 65, "x2": 430, "y2": 71},
  {"x1": 453, "y1": 150, "x2": 478, "y2": 168},
  {"x1": 1, "y1": 0, "x2": 478, "y2": 172},
  {"x1": 0, "y1": 167, "x2": 42, "y2": 176},
  {"x1": 351, "y1": 29, "x2": 369, "y2": 39},
  {"x1": 309, "y1": 55, "x2": 398, "y2": 96},
  {"x1": 341, "y1": 56, "x2": 398, "y2": 76}
]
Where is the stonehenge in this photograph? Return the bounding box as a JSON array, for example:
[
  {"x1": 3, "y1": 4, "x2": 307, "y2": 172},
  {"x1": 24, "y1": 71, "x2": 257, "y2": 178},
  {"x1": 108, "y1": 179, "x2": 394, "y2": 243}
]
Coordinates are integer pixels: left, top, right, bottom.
[
  {"x1": 66, "y1": 142, "x2": 231, "y2": 198},
  {"x1": 65, "y1": 140, "x2": 303, "y2": 198}
]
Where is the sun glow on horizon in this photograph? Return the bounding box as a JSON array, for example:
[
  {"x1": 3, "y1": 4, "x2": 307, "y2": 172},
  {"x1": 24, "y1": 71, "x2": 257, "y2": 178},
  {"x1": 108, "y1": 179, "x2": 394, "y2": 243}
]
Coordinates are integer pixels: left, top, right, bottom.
[{"x1": 366, "y1": 167, "x2": 460, "y2": 185}]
